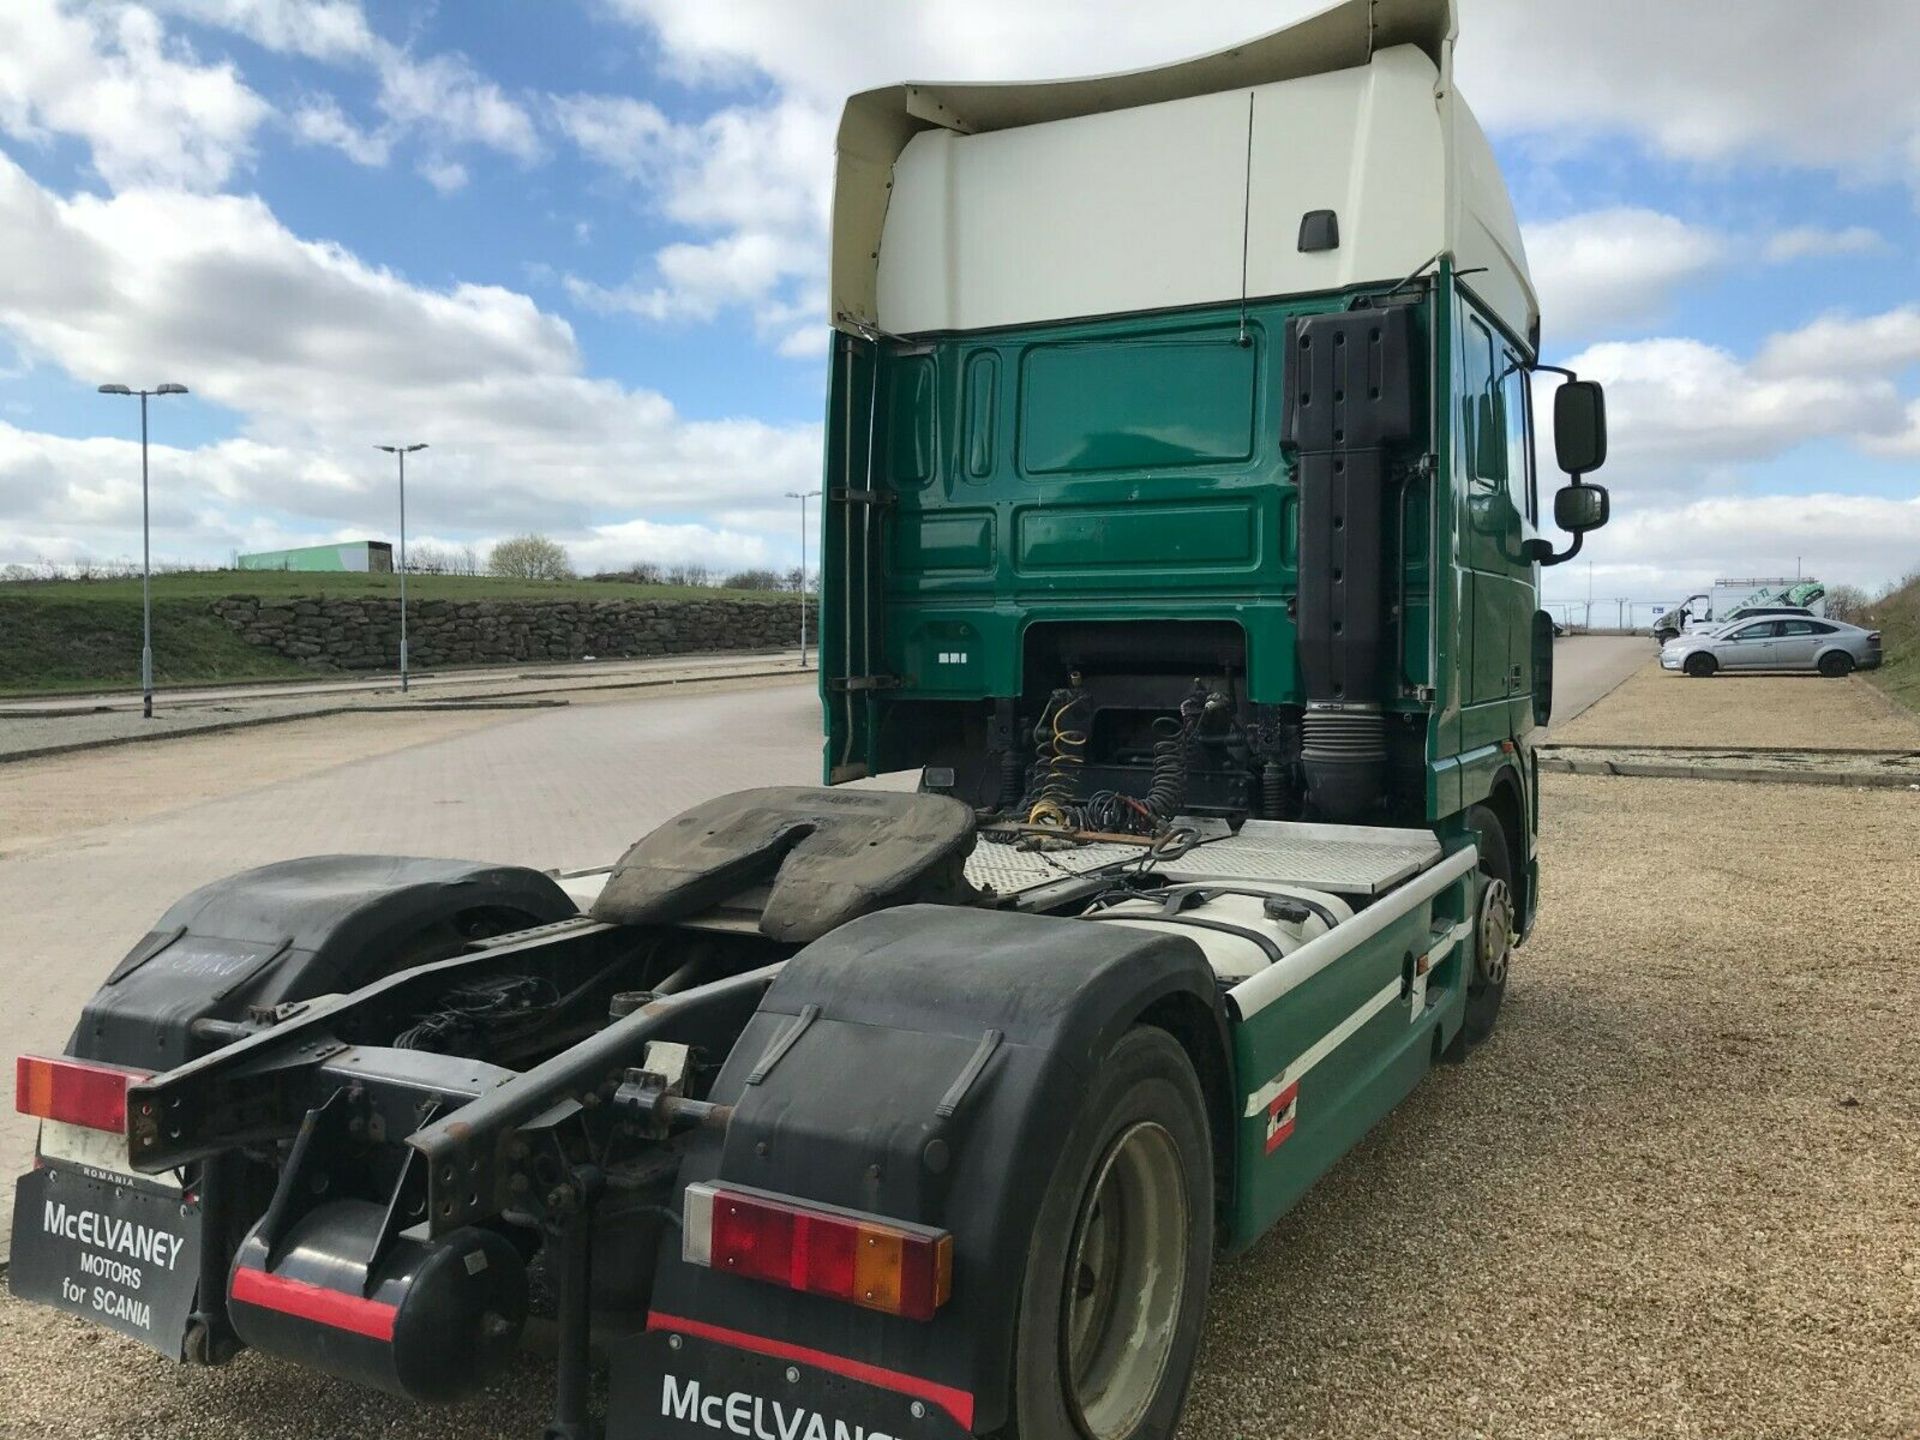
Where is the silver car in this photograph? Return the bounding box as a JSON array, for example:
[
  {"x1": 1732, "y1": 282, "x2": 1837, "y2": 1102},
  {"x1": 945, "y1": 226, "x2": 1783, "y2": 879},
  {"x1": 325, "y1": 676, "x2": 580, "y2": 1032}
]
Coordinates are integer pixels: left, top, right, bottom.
[{"x1": 1661, "y1": 616, "x2": 1883, "y2": 678}]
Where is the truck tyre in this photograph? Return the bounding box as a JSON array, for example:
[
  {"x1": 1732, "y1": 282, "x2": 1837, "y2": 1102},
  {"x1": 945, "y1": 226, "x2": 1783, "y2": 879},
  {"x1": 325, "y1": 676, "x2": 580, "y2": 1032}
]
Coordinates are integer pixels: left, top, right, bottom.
[
  {"x1": 1683, "y1": 652, "x2": 1717, "y2": 678},
  {"x1": 1459, "y1": 803, "x2": 1514, "y2": 1049},
  {"x1": 1001, "y1": 1026, "x2": 1213, "y2": 1440},
  {"x1": 1818, "y1": 651, "x2": 1853, "y2": 678}
]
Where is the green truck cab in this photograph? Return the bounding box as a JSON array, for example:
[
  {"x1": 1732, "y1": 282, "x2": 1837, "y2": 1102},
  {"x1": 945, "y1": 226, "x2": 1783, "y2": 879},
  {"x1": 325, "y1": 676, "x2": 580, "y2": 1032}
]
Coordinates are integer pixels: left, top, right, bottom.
[{"x1": 820, "y1": 3, "x2": 1607, "y2": 967}]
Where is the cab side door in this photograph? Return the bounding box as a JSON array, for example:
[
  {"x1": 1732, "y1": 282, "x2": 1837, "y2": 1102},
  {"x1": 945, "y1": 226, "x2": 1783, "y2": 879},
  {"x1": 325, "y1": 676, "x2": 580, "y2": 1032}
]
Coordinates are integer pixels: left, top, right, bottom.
[{"x1": 1457, "y1": 310, "x2": 1529, "y2": 750}]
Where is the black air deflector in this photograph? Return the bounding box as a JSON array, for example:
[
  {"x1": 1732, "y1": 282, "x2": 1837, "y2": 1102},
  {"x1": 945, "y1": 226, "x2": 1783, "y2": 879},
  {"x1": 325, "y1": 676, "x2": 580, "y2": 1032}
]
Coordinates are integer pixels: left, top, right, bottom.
[{"x1": 1282, "y1": 306, "x2": 1417, "y2": 823}]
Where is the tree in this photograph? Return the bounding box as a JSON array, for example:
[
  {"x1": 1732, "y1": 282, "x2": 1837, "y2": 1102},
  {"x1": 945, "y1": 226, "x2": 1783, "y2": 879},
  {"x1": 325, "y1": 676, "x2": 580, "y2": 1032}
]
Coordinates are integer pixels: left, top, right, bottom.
[
  {"x1": 592, "y1": 560, "x2": 664, "y2": 584},
  {"x1": 1824, "y1": 583, "x2": 1870, "y2": 624},
  {"x1": 666, "y1": 563, "x2": 711, "y2": 588},
  {"x1": 488, "y1": 533, "x2": 574, "y2": 580},
  {"x1": 723, "y1": 568, "x2": 784, "y2": 591}
]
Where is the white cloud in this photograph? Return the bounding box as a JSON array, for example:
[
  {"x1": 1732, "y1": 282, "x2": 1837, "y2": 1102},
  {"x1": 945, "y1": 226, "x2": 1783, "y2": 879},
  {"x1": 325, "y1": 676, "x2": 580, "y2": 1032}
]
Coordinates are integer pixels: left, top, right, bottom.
[
  {"x1": 1552, "y1": 494, "x2": 1920, "y2": 605},
  {"x1": 1570, "y1": 336, "x2": 1901, "y2": 474},
  {"x1": 1524, "y1": 208, "x2": 1724, "y2": 342},
  {"x1": 377, "y1": 50, "x2": 539, "y2": 163},
  {"x1": 568, "y1": 232, "x2": 809, "y2": 324},
  {"x1": 416, "y1": 156, "x2": 469, "y2": 194},
  {"x1": 1458, "y1": 3, "x2": 1920, "y2": 184},
  {"x1": 0, "y1": 152, "x2": 820, "y2": 569},
  {"x1": 548, "y1": 93, "x2": 673, "y2": 177},
  {"x1": 153, "y1": 0, "x2": 377, "y2": 62},
  {"x1": 1751, "y1": 308, "x2": 1920, "y2": 380},
  {"x1": 554, "y1": 93, "x2": 831, "y2": 347},
  {"x1": 566, "y1": 518, "x2": 779, "y2": 576},
  {"x1": 159, "y1": 0, "x2": 541, "y2": 178},
  {"x1": 291, "y1": 94, "x2": 389, "y2": 165},
  {"x1": 1544, "y1": 303, "x2": 1920, "y2": 506},
  {"x1": 0, "y1": 0, "x2": 269, "y2": 191},
  {"x1": 1763, "y1": 226, "x2": 1889, "y2": 264}
]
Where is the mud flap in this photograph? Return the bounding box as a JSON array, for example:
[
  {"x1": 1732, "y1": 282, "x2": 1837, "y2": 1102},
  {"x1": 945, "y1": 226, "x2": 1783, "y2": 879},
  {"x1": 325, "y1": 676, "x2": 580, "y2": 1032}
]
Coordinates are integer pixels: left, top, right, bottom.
[
  {"x1": 611, "y1": 1327, "x2": 974, "y2": 1440},
  {"x1": 9, "y1": 1164, "x2": 202, "y2": 1358}
]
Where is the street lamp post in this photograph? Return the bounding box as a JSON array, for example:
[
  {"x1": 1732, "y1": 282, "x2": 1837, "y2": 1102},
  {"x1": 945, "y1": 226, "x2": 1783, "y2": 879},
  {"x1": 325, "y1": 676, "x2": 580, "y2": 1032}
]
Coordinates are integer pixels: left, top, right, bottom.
[
  {"x1": 97, "y1": 382, "x2": 188, "y2": 719},
  {"x1": 784, "y1": 489, "x2": 821, "y2": 668},
  {"x1": 375, "y1": 445, "x2": 428, "y2": 692}
]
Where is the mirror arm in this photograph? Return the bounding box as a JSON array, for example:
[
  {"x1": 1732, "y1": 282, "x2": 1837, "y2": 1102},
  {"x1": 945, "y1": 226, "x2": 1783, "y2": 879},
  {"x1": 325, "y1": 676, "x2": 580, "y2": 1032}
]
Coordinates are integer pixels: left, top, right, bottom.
[
  {"x1": 1526, "y1": 530, "x2": 1585, "y2": 567},
  {"x1": 1528, "y1": 468, "x2": 1593, "y2": 566}
]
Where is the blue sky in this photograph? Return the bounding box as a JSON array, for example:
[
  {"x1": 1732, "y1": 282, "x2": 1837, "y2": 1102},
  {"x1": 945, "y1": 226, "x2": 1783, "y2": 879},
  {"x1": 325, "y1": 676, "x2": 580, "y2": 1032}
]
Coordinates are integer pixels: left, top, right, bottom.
[{"x1": 1, "y1": 0, "x2": 1916, "y2": 609}]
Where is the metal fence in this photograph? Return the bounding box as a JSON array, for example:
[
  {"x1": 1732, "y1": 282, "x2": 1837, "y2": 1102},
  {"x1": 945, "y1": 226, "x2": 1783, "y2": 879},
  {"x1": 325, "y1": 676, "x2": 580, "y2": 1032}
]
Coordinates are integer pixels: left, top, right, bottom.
[{"x1": 1541, "y1": 600, "x2": 1680, "y2": 633}]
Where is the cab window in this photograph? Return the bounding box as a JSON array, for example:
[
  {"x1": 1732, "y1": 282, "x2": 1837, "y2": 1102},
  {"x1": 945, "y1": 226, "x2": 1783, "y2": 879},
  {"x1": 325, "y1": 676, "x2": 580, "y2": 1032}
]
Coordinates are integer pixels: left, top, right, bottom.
[
  {"x1": 1463, "y1": 316, "x2": 1500, "y2": 492},
  {"x1": 1501, "y1": 351, "x2": 1535, "y2": 524}
]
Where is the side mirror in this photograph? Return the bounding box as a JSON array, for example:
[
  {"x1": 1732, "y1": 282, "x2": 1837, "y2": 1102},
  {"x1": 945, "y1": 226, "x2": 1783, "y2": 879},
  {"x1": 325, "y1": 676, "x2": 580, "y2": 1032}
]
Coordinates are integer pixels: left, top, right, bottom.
[
  {"x1": 1554, "y1": 483, "x2": 1609, "y2": 533},
  {"x1": 1524, "y1": 482, "x2": 1611, "y2": 566},
  {"x1": 1554, "y1": 380, "x2": 1608, "y2": 475}
]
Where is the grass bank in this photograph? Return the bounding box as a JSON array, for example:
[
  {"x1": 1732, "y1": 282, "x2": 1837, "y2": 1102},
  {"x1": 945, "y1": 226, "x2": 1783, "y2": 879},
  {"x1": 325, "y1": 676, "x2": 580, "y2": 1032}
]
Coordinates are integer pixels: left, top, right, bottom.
[
  {"x1": 1861, "y1": 575, "x2": 1919, "y2": 717},
  {"x1": 0, "y1": 570, "x2": 790, "y2": 695}
]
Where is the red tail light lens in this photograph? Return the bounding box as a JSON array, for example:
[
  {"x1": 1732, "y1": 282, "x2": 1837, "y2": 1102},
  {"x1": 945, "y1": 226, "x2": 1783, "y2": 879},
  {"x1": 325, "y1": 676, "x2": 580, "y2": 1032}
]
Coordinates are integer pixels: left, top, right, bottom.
[
  {"x1": 15, "y1": 1055, "x2": 149, "y2": 1133},
  {"x1": 683, "y1": 1181, "x2": 953, "y2": 1321}
]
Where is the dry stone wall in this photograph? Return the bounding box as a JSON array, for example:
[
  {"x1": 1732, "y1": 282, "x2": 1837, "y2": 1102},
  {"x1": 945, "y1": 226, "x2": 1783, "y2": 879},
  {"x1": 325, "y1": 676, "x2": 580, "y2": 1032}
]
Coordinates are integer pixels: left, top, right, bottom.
[{"x1": 210, "y1": 594, "x2": 815, "y2": 671}]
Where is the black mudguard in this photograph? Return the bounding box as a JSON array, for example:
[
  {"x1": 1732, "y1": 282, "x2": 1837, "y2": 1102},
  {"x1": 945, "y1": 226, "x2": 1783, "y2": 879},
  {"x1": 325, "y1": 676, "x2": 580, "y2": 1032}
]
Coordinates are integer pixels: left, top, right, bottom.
[
  {"x1": 68, "y1": 855, "x2": 576, "y2": 1070},
  {"x1": 621, "y1": 902, "x2": 1229, "y2": 1437}
]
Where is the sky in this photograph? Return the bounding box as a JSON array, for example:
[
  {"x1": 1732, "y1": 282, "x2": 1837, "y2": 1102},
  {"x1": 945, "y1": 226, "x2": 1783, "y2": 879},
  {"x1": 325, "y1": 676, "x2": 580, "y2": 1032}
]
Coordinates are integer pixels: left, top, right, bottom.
[{"x1": 0, "y1": 0, "x2": 1917, "y2": 610}]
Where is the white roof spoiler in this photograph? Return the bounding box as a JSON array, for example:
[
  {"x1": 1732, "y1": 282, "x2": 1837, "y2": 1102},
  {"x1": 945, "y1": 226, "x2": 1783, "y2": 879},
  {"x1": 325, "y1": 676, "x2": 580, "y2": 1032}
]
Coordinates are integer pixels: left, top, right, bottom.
[{"x1": 831, "y1": 0, "x2": 1458, "y2": 332}]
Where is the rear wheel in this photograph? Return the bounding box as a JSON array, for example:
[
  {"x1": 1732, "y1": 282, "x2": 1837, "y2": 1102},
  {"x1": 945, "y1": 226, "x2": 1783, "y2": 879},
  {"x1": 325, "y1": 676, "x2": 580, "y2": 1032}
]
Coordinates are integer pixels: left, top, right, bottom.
[
  {"x1": 1459, "y1": 803, "x2": 1515, "y2": 1049},
  {"x1": 1003, "y1": 1026, "x2": 1212, "y2": 1440},
  {"x1": 1683, "y1": 652, "x2": 1717, "y2": 678},
  {"x1": 1818, "y1": 650, "x2": 1854, "y2": 678}
]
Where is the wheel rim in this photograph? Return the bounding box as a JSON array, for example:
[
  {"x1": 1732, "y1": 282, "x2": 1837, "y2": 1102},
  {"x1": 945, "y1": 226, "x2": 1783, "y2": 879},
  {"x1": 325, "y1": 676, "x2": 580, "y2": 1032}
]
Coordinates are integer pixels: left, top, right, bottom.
[
  {"x1": 1477, "y1": 876, "x2": 1515, "y2": 989},
  {"x1": 1061, "y1": 1120, "x2": 1188, "y2": 1439}
]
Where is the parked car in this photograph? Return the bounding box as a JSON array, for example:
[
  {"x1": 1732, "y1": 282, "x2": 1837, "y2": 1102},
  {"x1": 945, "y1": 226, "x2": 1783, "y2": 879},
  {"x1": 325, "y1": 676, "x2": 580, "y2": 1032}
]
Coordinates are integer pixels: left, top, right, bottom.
[
  {"x1": 1654, "y1": 604, "x2": 1818, "y2": 644},
  {"x1": 1661, "y1": 616, "x2": 1882, "y2": 678}
]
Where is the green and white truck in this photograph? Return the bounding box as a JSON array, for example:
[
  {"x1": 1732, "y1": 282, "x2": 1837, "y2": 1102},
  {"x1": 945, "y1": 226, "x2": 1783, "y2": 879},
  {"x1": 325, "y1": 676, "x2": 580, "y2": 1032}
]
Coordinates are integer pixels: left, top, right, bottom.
[{"x1": 10, "y1": 2, "x2": 1609, "y2": 1437}]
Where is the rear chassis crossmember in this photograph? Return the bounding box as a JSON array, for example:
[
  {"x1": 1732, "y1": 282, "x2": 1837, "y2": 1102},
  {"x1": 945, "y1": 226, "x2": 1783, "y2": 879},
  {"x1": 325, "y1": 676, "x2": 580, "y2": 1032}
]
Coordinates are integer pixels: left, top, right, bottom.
[
  {"x1": 128, "y1": 919, "x2": 779, "y2": 1234},
  {"x1": 124, "y1": 917, "x2": 787, "y2": 1437}
]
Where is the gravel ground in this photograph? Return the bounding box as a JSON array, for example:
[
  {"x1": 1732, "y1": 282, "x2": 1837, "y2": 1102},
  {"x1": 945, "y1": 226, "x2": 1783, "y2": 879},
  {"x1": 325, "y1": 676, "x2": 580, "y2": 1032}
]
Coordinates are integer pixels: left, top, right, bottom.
[
  {"x1": 5, "y1": 768, "x2": 1916, "y2": 1438},
  {"x1": 1557, "y1": 660, "x2": 1920, "y2": 750},
  {"x1": 1181, "y1": 770, "x2": 1920, "y2": 1438}
]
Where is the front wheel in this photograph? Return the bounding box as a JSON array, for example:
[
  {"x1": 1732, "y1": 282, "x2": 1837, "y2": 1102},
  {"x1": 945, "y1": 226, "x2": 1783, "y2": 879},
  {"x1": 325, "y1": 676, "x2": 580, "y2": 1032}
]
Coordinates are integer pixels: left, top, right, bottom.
[
  {"x1": 1684, "y1": 652, "x2": 1717, "y2": 678},
  {"x1": 1002, "y1": 1027, "x2": 1213, "y2": 1440},
  {"x1": 1818, "y1": 651, "x2": 1854, "y2": 678},
  {"x1": 1459, "y1": 803, "x2": 1515, "y2": 1050}
]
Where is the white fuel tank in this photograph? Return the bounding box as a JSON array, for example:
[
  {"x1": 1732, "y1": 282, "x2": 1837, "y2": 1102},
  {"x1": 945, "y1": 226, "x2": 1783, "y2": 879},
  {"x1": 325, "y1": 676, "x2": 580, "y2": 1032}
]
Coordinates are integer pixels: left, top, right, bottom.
[{"x1": 1078, "y1": 882, "x2": 1354, "y2": 983}]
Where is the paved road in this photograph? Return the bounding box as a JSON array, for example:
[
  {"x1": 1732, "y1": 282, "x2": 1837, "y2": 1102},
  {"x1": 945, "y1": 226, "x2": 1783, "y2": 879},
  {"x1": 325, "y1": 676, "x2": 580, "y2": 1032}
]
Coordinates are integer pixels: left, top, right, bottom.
[
  {"x1": 1549, "y1": 633, "x2": 1649, "y2": 725},
  {"x1": 0, "y1": 637, "x2": 1642, "y2": 1246}
]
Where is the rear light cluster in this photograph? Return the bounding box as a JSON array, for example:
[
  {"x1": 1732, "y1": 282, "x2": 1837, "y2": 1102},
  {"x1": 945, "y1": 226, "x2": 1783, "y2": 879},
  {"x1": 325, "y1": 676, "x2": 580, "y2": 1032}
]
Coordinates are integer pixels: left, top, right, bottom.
[
  {"x1": 683, "y1": 1181, "x2": 953, "y2": 1321},
  {"x1": 15, "y1": 1055, "x2": 149, "y2": 1133}
]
